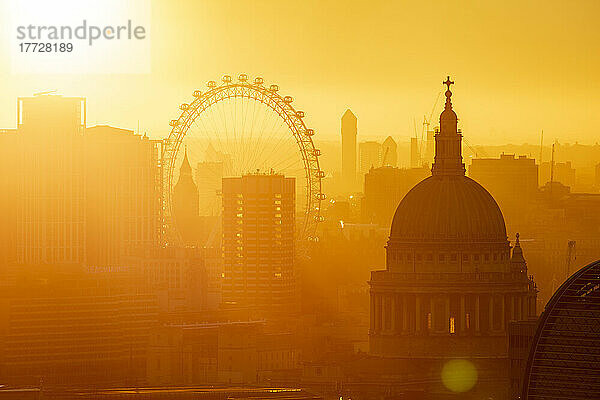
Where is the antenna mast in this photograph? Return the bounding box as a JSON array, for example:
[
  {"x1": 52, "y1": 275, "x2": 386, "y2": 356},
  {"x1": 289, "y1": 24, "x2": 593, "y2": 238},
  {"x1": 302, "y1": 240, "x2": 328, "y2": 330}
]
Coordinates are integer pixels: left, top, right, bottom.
[{"x1": 539, "y1": 129, "x2": 544, "y2": 164}]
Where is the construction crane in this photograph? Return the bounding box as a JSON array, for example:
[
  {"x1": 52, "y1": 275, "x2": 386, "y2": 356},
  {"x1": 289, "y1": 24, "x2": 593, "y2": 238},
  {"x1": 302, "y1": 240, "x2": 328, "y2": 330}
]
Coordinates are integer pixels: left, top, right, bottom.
[
  {"x1": 33, "y1": 90, "x2": 57, "y2": 96},
  {"x1": 419, "y1": 91, "x2": 442, "y2": 161},
  {"x1": 462, "y1": 135, "x2": 488, "y2": 159}
]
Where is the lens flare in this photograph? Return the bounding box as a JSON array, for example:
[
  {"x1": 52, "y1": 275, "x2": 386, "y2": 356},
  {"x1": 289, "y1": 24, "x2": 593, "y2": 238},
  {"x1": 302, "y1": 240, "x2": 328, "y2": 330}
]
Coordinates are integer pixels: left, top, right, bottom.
[{"x1": 441, "y1": 359, "x2": 478, "y2": 393}]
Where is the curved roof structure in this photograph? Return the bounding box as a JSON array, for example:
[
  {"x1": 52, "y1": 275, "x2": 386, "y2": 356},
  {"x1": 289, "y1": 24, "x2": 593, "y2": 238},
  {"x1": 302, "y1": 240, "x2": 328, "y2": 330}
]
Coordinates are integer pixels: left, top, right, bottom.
[
  {"x1": 390, "y1": 174, "x2": 507, "y2": 243},
  {"x1": 522, "y1": 259, "x2": 600, "y2": 399}
]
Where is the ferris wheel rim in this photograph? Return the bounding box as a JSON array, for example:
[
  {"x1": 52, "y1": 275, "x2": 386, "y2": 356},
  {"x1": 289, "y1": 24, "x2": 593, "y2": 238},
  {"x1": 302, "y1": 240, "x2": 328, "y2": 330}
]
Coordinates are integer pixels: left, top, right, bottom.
[{"x1": 162, "y1": 75, "x2": 324, "y2": 245}]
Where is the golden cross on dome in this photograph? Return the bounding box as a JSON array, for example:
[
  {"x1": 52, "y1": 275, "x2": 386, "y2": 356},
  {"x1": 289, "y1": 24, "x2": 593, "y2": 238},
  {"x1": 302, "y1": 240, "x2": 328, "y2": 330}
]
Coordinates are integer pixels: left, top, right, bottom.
[{"x1": 443, "y1": 76, "x2": 454, "y2": 91}]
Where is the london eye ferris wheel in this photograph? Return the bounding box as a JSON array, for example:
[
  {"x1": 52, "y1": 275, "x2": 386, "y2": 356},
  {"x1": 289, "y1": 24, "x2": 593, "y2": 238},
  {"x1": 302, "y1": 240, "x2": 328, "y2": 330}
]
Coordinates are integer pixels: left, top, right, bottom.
[{"x1": 162, "y1": 74, "x2": 324, "y2": 245}]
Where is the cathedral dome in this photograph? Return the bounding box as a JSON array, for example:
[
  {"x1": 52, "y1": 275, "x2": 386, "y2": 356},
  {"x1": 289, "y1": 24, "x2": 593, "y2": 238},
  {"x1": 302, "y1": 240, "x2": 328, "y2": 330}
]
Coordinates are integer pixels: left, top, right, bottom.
[
  {"x1": 389, "y1": 77, "x2": 507, "y2": 244},
  {"x1": 390, "y1": 174, "x2": 507, "y2": 243}
]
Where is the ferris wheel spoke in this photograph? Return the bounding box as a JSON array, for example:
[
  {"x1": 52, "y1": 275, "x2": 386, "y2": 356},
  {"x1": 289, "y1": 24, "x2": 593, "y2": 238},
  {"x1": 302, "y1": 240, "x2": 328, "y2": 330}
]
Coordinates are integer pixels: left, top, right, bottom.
[
  {"x1": 246, "y1": 99, "x2": 279, "y2": 171},
  {"x1": 256, "y1": 125, "x2": 296, "y2": 173},
  {"x1": 248, "y1": 108, "x2": 287, "y2": 172},
  {"x1": 239, "y1": 95, "x2": 258, "y2": 174},
  {"x1": 260, "y1": 126, "x2": 299, "y2": 171}
]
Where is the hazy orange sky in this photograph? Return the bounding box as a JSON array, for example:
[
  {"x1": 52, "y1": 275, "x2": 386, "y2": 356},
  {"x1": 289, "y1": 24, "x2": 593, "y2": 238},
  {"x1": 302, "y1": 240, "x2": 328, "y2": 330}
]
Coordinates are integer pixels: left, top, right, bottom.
[{"x1": 1, "y1": 0, "x2": 599, "y2": 145}]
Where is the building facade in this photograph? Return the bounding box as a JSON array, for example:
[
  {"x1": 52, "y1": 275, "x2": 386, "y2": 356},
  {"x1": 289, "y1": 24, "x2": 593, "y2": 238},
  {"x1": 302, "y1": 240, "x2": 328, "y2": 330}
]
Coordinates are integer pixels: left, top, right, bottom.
[
  {"x1": 522, "y1": 259, "x2": 600, "y2": 400},
  {"x1": 469, "y1": 154, "x2": 538, "y2": 223},
  {"x1": 0, "y1": 95, "x2": 161, "y2": 268},
  {"x1": 359, "y1": 141, "x2": 382, "y2": 176},
  {"x1": 221, "y1": 173, "x2": 296, "y2": 314},
  {"x1": 361, "y1": 166, "x2": 429, "y2": 226}
]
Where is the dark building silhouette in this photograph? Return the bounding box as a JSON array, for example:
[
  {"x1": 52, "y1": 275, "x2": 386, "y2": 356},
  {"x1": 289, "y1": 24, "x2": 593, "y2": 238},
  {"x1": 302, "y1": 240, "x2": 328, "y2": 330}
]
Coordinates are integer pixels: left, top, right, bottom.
[
  {"x1": 522, "y1": 259, "x2": 600, "y2": 400},
  {"x1": 0, "y1": 96, "x2": 162, "y2": 386},
  {"x1": 469, "y1": 154, "x2": 538, "y2": 223},
  {"x1": 361, "y1": 166, "x2": 429, "y2": 226},
  {"x1": 508, "y1": 319, "x2": 537, "y2": 399},
  {"x1": 221, "y1": 173, "x2": 296, "y2": 313},
  {"x1": 0, "y1": 265, "x2": 157, "y2": 386},
  {"x1": 341, "y1": 109, "x2": 357, "y2": 192},
  {"x1": 410, "y1": 137, "x2": 420, "y2": 168},
  {"x1": 0, "y1": 95, "x2": 161, "y2": 268},
  {"x1": 359, "y1": 141, "x2": 382, "y2": 176},
  {"x1": 147, "y1": 321, "x2": 300, "y2": 385},
  {"x1": 539, "y1": 160, "x2": 576, "y2": 188},
  {"x1": 85, "y1": 125, "x2": 161, "y2": 266},
  {"x1": 173, "y1": 149, "x2": 200, "y2": 245},
  {"x1": 369, "y1": 78, "x2": 537, "y2": 398}
]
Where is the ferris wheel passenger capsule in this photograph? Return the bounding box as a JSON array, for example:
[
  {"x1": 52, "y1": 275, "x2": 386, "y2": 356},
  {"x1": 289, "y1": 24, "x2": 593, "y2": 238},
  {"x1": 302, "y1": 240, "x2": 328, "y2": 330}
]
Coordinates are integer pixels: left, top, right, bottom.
[
  {"x1": 313, "y1": 149, "x2": 321, "y2": 156},
  {"x1": 207, "y1": 81, "x2": 217, "y2": 88},
  {"x1": 193, "y1": 90, "x2": 202, "y2": 98},
  {"x1": 295, "y1": 111, "x2": 305, "y2": 118},
  {"x1": 306, "y1": 129, "x2": 314, "y2": 136},
  {"x1": 269, "y1": 84, "x2": 279, "y2": 92},
  {"x1": 283, "y1": 96, "x2": 293, "y2": 103},
  {"x1": 238, "y1": 74, "x2": 248, "y2": 82},
  {"x1": 318, "y1": 171, "x2": 325, "y2": 178},
  {"x1": 169, "y1": 119, "x2": 179, "y2": 127},
  {"x1": 254, "y1": 77, "x2": 264, "y2": 85},
  {"x1": 179, "y1": 103, "x2": 189, "y2": 111},
  {"x1": 222, "y1": 75, "x2": 232, "y2": 83}
]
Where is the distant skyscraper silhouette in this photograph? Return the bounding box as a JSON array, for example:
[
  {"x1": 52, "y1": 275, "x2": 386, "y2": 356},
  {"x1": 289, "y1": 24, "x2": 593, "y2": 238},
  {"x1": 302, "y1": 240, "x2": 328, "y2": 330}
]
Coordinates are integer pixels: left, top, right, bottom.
[
  {"x1": 410, "y1": 137, "x2": 420, "y2": 168},
  {"x1": 424, "y1": 128, "x2": 435, "y2": 167},
  {"x1": 341, "y1": 109, "x2": 357, "y2": 192},
  {"x1": 381, "y1": 136, "x2": 397, "y2": 167},
  {"x1": 173, "y1": 149, "x2": 200, "y2": 244},
  {"x1": 359, "y1": 141, "x2": 382, "y2": 175}
]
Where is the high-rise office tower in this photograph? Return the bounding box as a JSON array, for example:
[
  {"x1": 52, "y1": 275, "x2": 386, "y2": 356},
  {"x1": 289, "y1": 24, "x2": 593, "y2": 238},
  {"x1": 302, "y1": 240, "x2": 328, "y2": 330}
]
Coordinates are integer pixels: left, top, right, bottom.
[
  {"x1": 469, "y1": 154, "x2": 538, "y2": 223},
  {"x1": 221, "y1": 173, "x2": 296, "y2": 313},
  {"x1": 425, "y1": 129, "x2": 435, "y2": 167},
  {"x1": 341, "y1": 109, "x2": 357, "y2": 192},
  {"x1": 15, "y1": 95, "x2": 87, "y2": 265},
  {"x1": 410, "y1": 137, "x2": 420, "y2": 168},
  {"x1": 359, "y1": 141, "x2": 382, "y2": 175},
  {"x1": 381, "y1": 136, "x2": 397, "y2": 167},
  {"x1": 362, "y1": 166, "x2": 429, "y2": 226},
  {"x1": 85, "y1": 125, "x2": 161, "y2": 266},
  {"x1": 0, "y1": 95, "x2": 162, "y2": 267}
]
